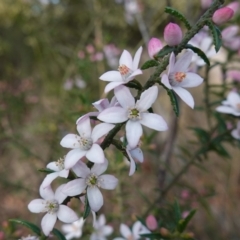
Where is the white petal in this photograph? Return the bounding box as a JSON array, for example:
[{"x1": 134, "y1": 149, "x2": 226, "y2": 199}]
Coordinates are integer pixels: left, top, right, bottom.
[
  {"x1": 86, "y1": 144, "x2": 105, "y2": 163},
  {"x1": 41, "y1": 213, "x2": 57, "y2": 236},
  {"x1": 130, "y1": 147, "x2": 144, "y2": 162},
  {"x1": 28, "y1": 199, "x2": 46, "y2": 213},
  {"x1": 91, "y1": 123, "x2": 115, "y2": 143},
  {"x1": 62, "y1": 179, "x2": 86, "y2": 196},
  {"x1": 76, "y1": 112, "x2": 98, "y2": 125},
  {"x1": 41, "y1": 172, "x2": 59, "y2": 189},
  {"x1": 64, "y1": 149, "x2": 87, "y2": 169},
  {"x1": 126, "y1": 120, "x2": 143, "y2": 149},
  {"x1": 127, "y1": 69, "x2": 143, "y2": 81},
  {"x1": 140, "y1": 113, "x2": 168, "y2": 131},
  {"x1": 173, "y1": 51, "x2": 193, "y2": 72},
  {"x1": 71, "y1": 161, "x2": 90, "y2": 178},
  {"x1": 132, "y1": 221, "x2": 142, "y2": 238},
  {"x1": 180, "y1": 73, "x2": 203, "y2": 88},
  {"x1": 58, "y1": 169, "x2": 69, "y2": 178},
  {"x1": 91, "y1": 158, "x2": 108, "y2": 176},
  {"x1": 98, "y1": 107, "x2": 128, "y2": 123},
  {"x1": 120, "y1": 224, "x2": 132, "y2": 238},
  {"x1": 40, "y1": 185, "x2": 54, "y2": 200},
  {"x1": 55, "y1": 184, "x2": 68, "y2": 204},
  {"x1": 216, "y1": 106, "x2": 240, "y2": 116},
  {"x1": 119, "y1": 50, "x2": 133, "y2": 69},
  {"x1": 126, "y1": 149, "x2": 136, "y2": 176},
  {"x1": 104, "y1": 81, "x2": 124, "y2": 93},
  {"x1": 60, "y1": 134, "x2": 79, "y2": 149},
  {"x1": 161, "y1": 74, "x2": 172, "y2": 89},
  {"x1": 231, "y1": 129, "x2": 240, "y2": 140},
  {"x1": 87, "y1": 187, "x2": 103, "y2": 212},
  {"x1": 173, "y1": 86, "x2": 194, "y2": 109},
  {"x1": 92, "y1": 98, "x2": 110, "y2": 111},
  {"x1": 137, "y1": 86, "x2": 158, "y2": 112},
  {"x1": 99, "y1": 174, "x2": 118, "y2": 189},
  {"x1": 168, "y1": 52, "x2": 176, "y2": 74},
  {"x1": 227, "y1": 91, "x2": 240, "y2": 107},
  {"x1": 57, "y1": 205, "x2": 78, "y2": 223},
  {"x1": 132, "y1": 46, "x2": 143, "y2": 70},
  {"x1": 99, "y1": 71, "x2": 122, "y2": 82},
  {"x1": 97, "y1": 214, "x2": 106, "y2": 227},
  {"x1": 114, "y1": 85, "x2": 135, "y2": 109},
  {"x1": 102, "y1": 225, "x2": 113, "y2": 236},
  {"x1": 77, "y1": 117, "x2": 92, "y2": 137},
  {"x1": 46, "y1": 162, "x2": 59, "y2": 171}
]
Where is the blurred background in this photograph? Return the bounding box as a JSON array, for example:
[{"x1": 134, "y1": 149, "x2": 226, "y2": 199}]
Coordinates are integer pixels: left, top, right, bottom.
[{"x1": 0, "y1": 0, "x2": 240, "y2": 239}]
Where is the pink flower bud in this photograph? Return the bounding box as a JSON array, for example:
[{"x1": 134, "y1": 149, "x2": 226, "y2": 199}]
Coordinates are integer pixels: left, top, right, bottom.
[
  {"x1": 212, "y1": 7, "x2": 234, "y2": 25},
  {"x1": 146, "y1": 215, "x2": 158, "y2": 230},
  {"x1": 164, "y1": 23, "x2": 183, "y2": 46},
  {"x1": 147, "y1": 38, "x2": 163, "y2": 59},
  {"x1": 227, "y1": 1, "x2": 239, "y2": 14}
]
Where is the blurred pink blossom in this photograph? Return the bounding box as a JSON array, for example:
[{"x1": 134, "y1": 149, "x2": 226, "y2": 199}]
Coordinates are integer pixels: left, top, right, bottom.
[
  {"x1": 212, "y1": 7, "x2": 234, "y2": 25},
  {"x1": 86, "y1": 44, "x2": 95, "y2": 54},
  {"x1": 227, "y1": 1, "x2": 240, "y2": 14},
  {"x1": 148, "y1": 38, "x2": 163, "y2": 59},
  {"x1": 182, "y1": 211, "x2": 190, "y2": 219},
  {"x1": 0, "y1": 232, "x2": 4, "y2": 240},
  {"x1": 222, "y1": 25, "x2": 240, "y2": 51},
  {"x1": 201, "y1": 0, "x2": 212, "y2": 9},
  {"x1": 103, "y1": 44, "x2": 121, "y2": 69},
  {"x1": 227, "y1": 70, "x2": 240, "y2": 82},
  {"x1": 90, "y1": 52, "x2": 104, "y2": 62},
  {"x1": 146, "y1": 215, "x2": 158, "y2": 230},
  {"x1": 181, "y1": 190, "x2": 190, "y2": 199},
  {"x1": 78, "y1": 51, "x2": 85, "y2": 59}
]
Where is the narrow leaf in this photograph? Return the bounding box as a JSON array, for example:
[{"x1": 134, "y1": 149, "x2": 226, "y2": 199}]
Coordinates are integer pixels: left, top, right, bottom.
[
  {"x1": 173, "y1": 200, "x2": 181, "y2": 222},
  {"x1": 165, "y1": 7, "x2": 192, "y2": 30},
  {"x1": 206, "y1": 21, "x2": 222, "y2": 52},
  {"x1": 177, "y1": 209, "x2": 197, "y2": 233},
  {"x1": 38, "y1": 168, "x2": 55, "y2": 174},
  {"x1": 185, "y1": 44, "x2": 210, "y2": 66},
  {"x1": 83, "y1": 196, "x2": 91, "y2": 219},
  {"x1": 141, "y1": 59, "x2": 159, "y2": 70},
  {"x1": 9, "y1": 219, "x2": 41, "y2": 236},
  {"x1": 52, "y1": 228, "x2": 67, "y2": 240},
  {"x1": 165, "y1": 88, "x2": 179, "y2": 116},
  {"x1": 156, "y1": 45, "x2": 174, "y2": 58}
]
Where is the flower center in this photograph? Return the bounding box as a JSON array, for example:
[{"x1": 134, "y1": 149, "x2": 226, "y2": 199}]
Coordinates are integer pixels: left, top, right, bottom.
[
  {"x1": 77, "y1": 136, "x2": 93, "y2": 150},
  {"x1": 128, "y1": 108, "x2": 141, "y2": 121},
  {"x1": 55, "y1": 156, "x2": 65, "y2": 170},
  {"x1": 44, "y1": 200, "x2": 59, "y2": 214},
  {"x1": 169, "y1": 72, "x2": 186, "y2": 86},
  {"x1": 86, "y1": 173, "x2": 101, "y2": 188},
  {"x1": 118, "y1": 64, "x2": 133, "y2": 80}
]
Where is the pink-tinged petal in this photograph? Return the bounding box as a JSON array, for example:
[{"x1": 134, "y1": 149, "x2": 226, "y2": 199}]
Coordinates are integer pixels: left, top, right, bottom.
[
  {"x1": 62, "y1": 179, "x2": 86, "y2": 196},
  {"x1": 120, "y1": 224, "x2": 132, "y2": 238},
  {"x1": 110, "y1": 96, "x2": 118, "y2": 107},
  {"x1": 137, "y1": 86, "x2": 158, "y2": 112},
  {"x1": 87, "y1": 187, "x2": 103, "y2": 212},
  {"x1": 168, "y1": 52, "x2": 176, "y2": 74},
  {"x1": 91, "y1": 123, "x2": 115, "y2": 143},
  {"x1": 55, "y1": 184, "x2": 68, "y2": 204},
  {"x1": 60, "y1": 134, "x2": 79, "y2": 149},
  {"x1": 58, "y1": 169, "x2": 69, "y2": 178},
  {"x1": 127, "y1": 69, "x2": 143, "y2": 81},
  {"x1": 57, "y1": 205, "x2": 78, "y2": 223},
  {"x1": 92, "y1": 99, "x2": 110, "y2": 111},
  {"x1": 71, "y1": 161, "x2": 90, "y2": 178},
  {"x1": 64, "y1": 149, "x2": 87, "y2": 169},
  {"x1": 46, "y1": 162, "x2": 59, "y2": 171},
  {"x1": 161, "y1": 74, "x2": 172, "y2": 89},
  {"x1": 126, "y1": 149, "x2": 136, "y2": 176},
  {"x1": 98, "y1": 107, "x2": 128, "y2": 123},
  {"x1": 216, "y1": 106, "x2": 240, "y2": 116},
  {"x1": 28, "y1": 199, "x2": 46, "y2": 213},
  {"x1": 130, "y1": 147, "x2": 144, "y2": 162},
  {"x1": 99, "y1": 174, "x2": 118, "y2": 189},
  {"x1": 41, "y1": 172, "x2": 59, "y2": 189},
  {"x1": 99, "y1": 71, "x2": 122, "y2": 82},
  {"x1": 227, "y1": 91, "x2": 240, "y2": 107},
  {"x1": 119, "y1": 50, "x2": 133, "y2": 69},
  {"x1": 104, "y1": 81, "x2": 124, "y2": 93},
  {"x1": 173, "y1": 86, "x2": 194, "y2": 109},
  {"x1": 173, "y1": 51, "x2": 193, "y2": 72},
  {"x1": 40, "y1": 185, "x2": 55, "y2": 200},
  {"x1": 77, "y1": 117, "x2": 92, "y2": 137},
  {"x1": 114, "y1": 85, "x2": 135, "y2": 109},
  {"x1": 180, "y1": 73, "x2": 203, "y2": 88},
  {"x1": 76, "y1": 112, "x2": 98, "y2": 125},
  {"x1": 41, "y1": 213, "x2": 57, "y2": 236},
  {"x1": 140, "y1": 113, "x2": 168, "y2": 131},
  {"x1": 86, "y1": 144, "x2": 105, "y2": 163},
  {"x1": 91, "y1": 158, "x2": 108, "y2": 175},
  {"x1": 126, "y1": 120, "x2": 143, "y2": 149},
  {"x1": 133, "y1": 46, "x2": 143, "y2": 70}
]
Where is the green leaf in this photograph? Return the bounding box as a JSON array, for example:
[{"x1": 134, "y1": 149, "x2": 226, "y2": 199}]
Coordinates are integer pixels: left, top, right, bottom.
[
  {"x1": 190, "y1": 127, "x2": 210, "y2": 143},
  {"x1": 211, "y1": 143, "x2": 230, "y2": 158},
  {"x1": 140, "y1": 233, "x2": 170, "y2": 239},
  {"x1": 177, "y1": 209, "x2": 196, "y2": 233},
  {"x1": 141, "y1": 59, "x2": 159, "y2": 70},
  {"x1": 165, "y1": 88, "x2": 179, "y2": 117},
  {"x1": 156, "y1": 45, "x2": 174, "y2": 58},
  {"x1": 38, "y1": 168, "x2": 55, "y2": 174},
  {"x1": 83, "y1": 196, "x2": 91, "y2": 219},
  {"x1": 52, "y1": 228, "x2": 67, "y2": 240},
  {"x1": 206, "y1": 21, "x2": 222, "y2": 52},
  {"x1": 9, "y1": 219, "x2": 41, "y2": 236},
  {"x1": 165, "y1": 7, "x2": 192, "y2": 30},
  {"x1": 185, "y1": 44, "x2": 210, "y2": 66},
  {"x1": 173, "y1": 200, "x2": 181, "y2": 223}
]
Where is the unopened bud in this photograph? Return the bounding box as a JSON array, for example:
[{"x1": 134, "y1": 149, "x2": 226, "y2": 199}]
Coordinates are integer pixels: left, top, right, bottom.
[
  {"x1": 148, "y1": 38, "x2": 163, "y2": 59},
  {"x1": 164, "y1": 23, "x2": 183, "y2": 46},
  {"x1": 146, "y1": 215, "x2": 158, "y2": 230},
  {"x1": 227, "y1": 1, "x2": 239, "y2": 14},
  {"x1": 160, "y1": 227, "x2": 170, "y2": 237},
  {"x1": 212, "y1": 7, "x2": 234, "y2": 25}
]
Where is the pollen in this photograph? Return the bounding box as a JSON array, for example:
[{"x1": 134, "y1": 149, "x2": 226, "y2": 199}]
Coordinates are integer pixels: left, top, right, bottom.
[
  {"x1": 174, "y1": 72, "x2": 186, "y2": 82},
  {"x1": 86, "y1": 173, "x2": 101, "y2": 188},
  {"x1": 77, "y1": 137, "x2": 93, "y2": 151},
  {"x1": 128, "y1": 108, "x2": 141, "y2": 121},
  {"x1": 55, "y1": 156, "x2": 65, "y2": 170},
  {"x1": 45, "y1": 200, "x2": 59, "y2": 214},
  {"x1": 118, "y1": 64, "x2": 133, "y2": 80}
]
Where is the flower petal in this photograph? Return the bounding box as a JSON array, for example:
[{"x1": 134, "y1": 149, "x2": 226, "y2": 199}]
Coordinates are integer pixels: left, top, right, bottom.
[
  {"x1": 64, "y1": 149, "x2": 87, "y2": 169},
  {"x1": 58, "y1": 169, "x2": 69, "y2": 178},
  {"x1": 231, "y1": 129, "x2": 240, "y2": 140},
  {"x1": 168, "y1": 52, "x2": 176, "y2": 74},
  {"x1": 28, "y1": 199, "x2": 46, "y2": 213},
  {"x1": 98, "y1": 107, "x2": 128, "y2": 123},
  {"x1": 71, "y1": 161, "x2": 90, "y2": 178},
  {"x1": 126, "y1": 120, "x2": 143, "y2": 149},
  {"x1": 60, "y1": 134, "x2": 79, "y2": 149},
  {"x1": 40, "y1": 185, "x2": 55, "y2": 200},
  {"x1": 132, "y1": 221, "x2": 142, "y2": 238},
  {"x1": 137, "y1": 86, "x2": 158, "y2": 112},
  {"x1": 62, "y1": 179, "x2": 86, "y2": 196},
  {"x1": 77, "y1": 117, "x2": 92, "y2": 138},
  {"x1": 99, "y1": 174, "x2": 118, "y2": 189},
  {"x1": 173, "y1": 86, "x2": 194, "y2": 108},
  {"x1": 41, "y1": 213, "x2": 57, "y2": 236},
  {"x1": 130, "y1": 147, "x2": 144, "y2": 162},
  {"x1": 227, "y1": 91, "x2": 240, "y2": 107},
  {"x1": 114, "y1": 85, "x2": 135, "y2": 109},
  {"x1": 41, "y1": 172, "x2": 59, "y2": 189},
  {"x1": 161, "y1": 74, "x2": 172, "y2": 89},
  {"x1": 140, "y1": 113, "x2": 168, "y2": 131},
  {"x1": 102, "y1": 225, "x2": 113, "y2": 236},
  {"x1": 55, "y1": 184, "x2": 68, "y2": 204},
  {"x1": 173, "y1": 51, "x2": 193, "y2": 72},
  {"x1": 57, "y1": 205, "x2": 78, "y2": 223},
  {"x1": 180, "y1": 73, "x2": 203, "y2": 88},
  {"x1": 126, "y1": 149, "x2": 136, "y2": 176},
  {"x1": 127, "y1": 69, "x2": 143, "y2": 80},
  {"x1": 46, "y1": 162, "x2": 59, "y2": 171},
  {"x1": 86, "y1": 144, "x2": 105, "y2": 163},
  {"x1": 76, "y1": 112, "x2": 98, "y2": 125},
  {"x1": 91, "y1": 158, "x2": 108, "y2": 176},
  {"x1": 92, "y1": 98, "x2": 110, "y2": 111},
  {"x1": 104, "y1": 81, "x2": 124, "y2": 93},
  {"x1": 120, "y1": 224, "x2": 132, "y2": 238},
  {"x1": 132, "y1": 46, "x2": 143, "y2": 70},
  {"x1": 99, "y1": 71, "x2": 122, "y2": 82},
  {"x1": 216, "y1": 106, "x2": 240, "y2": 116},
  {"x1": 91, "y1": 123, "x2": 115, "y2": 143},
  {"x1": 87, "y1": 187, "x2": 103, "y2": 212},
  {"x1": 119, "y1": 50, "x2": 133, "y2": 69}
]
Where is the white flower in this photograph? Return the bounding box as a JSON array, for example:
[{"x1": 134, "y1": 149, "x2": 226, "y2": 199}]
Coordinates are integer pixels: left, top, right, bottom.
[
  {"x1": 114, "y1": 221, "x2": 151, "y2": 240},
  {"x1": 99, "y1": 47, "x2": 143, "y2": 93},
  {"x1": 62, "y1": 218, "x2": 85, "y2": 240},
  {"x1": 90, "y1": 214, "x2": 113, "y2": 240},
  {"x1": 216, "y1": 91, "x2": 240, "y2": 116},
  {"x1": 41, "y1": 156, "x2": 69, "y2": 189},
  {"x1": 19, "y1": 235, "x2": 39, "y2": 240},
  {"x1": 60, "y1": 118, "x2": 115, "y2": 169},
  {"x1": 62, "y1": 159, "x2": 118, "y2": 212},
  {"x1": 161, "y1": 51, "x2": 203, "y2": 109},
  {"x1": 28, "y1": 185, "x2": 78, "y2": 236},
  {"x1": 98, "y1": 85, "x2": 168, "y2": 149},
  {"x1": 231, "y1": 121, "x2": 240, "y2": 140}
]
